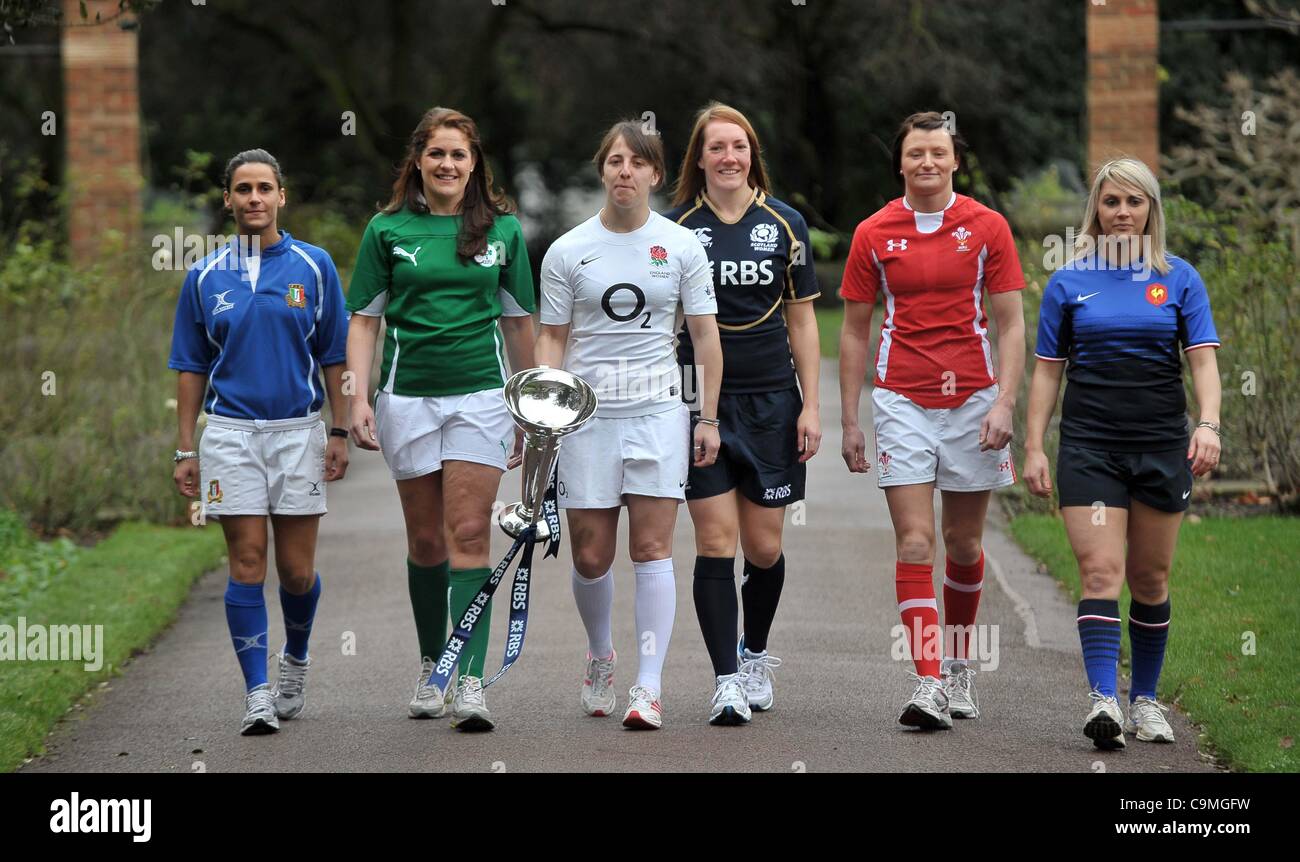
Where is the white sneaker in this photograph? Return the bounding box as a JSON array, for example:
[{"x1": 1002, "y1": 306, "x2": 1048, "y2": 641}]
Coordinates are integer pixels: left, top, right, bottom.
[
  {"x1": 408, "y1": 657, "x2": 446, "y2": 719},
  {"x1": 898, "y1": 673, "x2": 953, "y2": 730},
  {"x1": 737, "y1": 637, "x2": 782, "y2": 712},
  {"x1": 450, "y1": 674, "x2": 494, "y2": 731},
  {"x1": 581, "y1": 650, "x2": 617, "y2": 717},
  {"x1": 942, "y1": 661, "x2": 979, "y2": 719},
  {"x1": 1125, "y1": 696, "x2": 1174, "y2": 743},
  {"x1": 272, "y1": 649, "x2": 310, "y2": 720},
  {"x1": 622, "y1": 684, "x2": 663, "y2": 730},
  {"x1": 709, "y1": 673, "x2": 752, "y2": 726},
  {"x1": 1084, "y1": 691, "x2": 1127, "y2": 749},
  {"x1": 240, "y1": 683, "x2": 280, "y2": 735}
]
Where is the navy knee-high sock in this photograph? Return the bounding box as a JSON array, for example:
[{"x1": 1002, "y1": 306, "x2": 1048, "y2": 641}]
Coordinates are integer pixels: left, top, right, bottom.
[
  {"x1": 1128, "y1": 598, "x2": 1171, "y2": 702},
  {"x1": 1077, "y1": 598, "x2": 1122, "y2": 698}
]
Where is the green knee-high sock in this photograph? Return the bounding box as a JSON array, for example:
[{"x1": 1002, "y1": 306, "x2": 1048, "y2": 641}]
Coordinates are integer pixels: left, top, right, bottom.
[
  {"x1": 407, "y1": 559, "x2": 450, "y2": 661},
  {"x1": 450, "y1": 567, "x2": 492, "y2": 678}
]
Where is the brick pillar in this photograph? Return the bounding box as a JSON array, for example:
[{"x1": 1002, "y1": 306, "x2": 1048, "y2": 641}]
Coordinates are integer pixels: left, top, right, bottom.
[
  {"x1": 61, "y1": 0, "x2": 142, "y2": 265},
  {"x1": 1087, "y1": 0, "x2": 1160, "y2": 176}
]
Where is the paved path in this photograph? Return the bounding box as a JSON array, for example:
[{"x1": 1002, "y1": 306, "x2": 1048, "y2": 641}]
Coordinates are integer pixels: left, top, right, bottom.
[{"x1": 24, "y1": 361, "x2": 1215, "y2": 773}]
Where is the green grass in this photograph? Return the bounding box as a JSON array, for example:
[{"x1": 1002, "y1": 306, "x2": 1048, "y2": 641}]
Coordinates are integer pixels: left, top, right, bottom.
[
  {"x1": 0, "y1": 519, "x2": 226, "y2": 772},
  {"x1": 1009, "y1": 514, "x2": 1300, "y2": 772}
]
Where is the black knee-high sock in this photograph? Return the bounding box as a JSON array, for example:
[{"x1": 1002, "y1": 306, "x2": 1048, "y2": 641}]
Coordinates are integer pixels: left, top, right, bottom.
[
  {"x1": 693, "y1": 556, "x2": 738, "y2": 676},
  {"x1": 741, "y1": 554, "x2": 785, "y2": 653}
]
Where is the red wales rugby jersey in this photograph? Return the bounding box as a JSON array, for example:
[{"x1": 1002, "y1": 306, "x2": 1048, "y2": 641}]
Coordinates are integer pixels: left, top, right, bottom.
[{"x1": 840, "y1": 193, "x2": 1024, "y2": 408}]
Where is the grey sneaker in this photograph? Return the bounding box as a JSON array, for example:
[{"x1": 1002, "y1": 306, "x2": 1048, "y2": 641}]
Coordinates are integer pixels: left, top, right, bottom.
[
  {"x1": 709, "y1": 673, "x2": 752, "y2": 726},
  {"x1": 408, "y1": 657, "x2": 446, "y2": 719},
  {"x1": 942, "y1": 661, "x2": 979, "y2": 719},
  {"x1": 898, "y1": 673, "x2": 953, "y2": 730},
  {"x1": 272, "y1": 649, "x2": 310, "y2": 720},
  {"x1": 450, "y1": 674, "x2": 495, "y2": 732},
  {"x1": 1085, "y1": 691, "x2": 1127, "y2": 750},
  {"x1": 1125, "y1": 696, "x2": 1174, "y2": 743},
  {"x1": 240, "y1": 683, "x2": 280, "y2": 736},
  {"x1": 737, "y1": 639, "x2": 782, "y2": 712}
]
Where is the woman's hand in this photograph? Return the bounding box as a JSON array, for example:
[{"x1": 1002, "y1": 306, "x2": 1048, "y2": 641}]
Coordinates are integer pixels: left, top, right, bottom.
[
  {"x1": 980, "y1": 400, "x2": 1014, "y2": 451},
  {"x1": 693, "y1": 422, "x2": 720, "y2": 467},
  {"x1": 173, "y1": 458, "x2": 199, "y2": 497},
  {"x1": 325, "y1": 435, "x2": 349, "y2": 481},
  {"x1": 351, "y1": 401, "x2": 380, "y2": 451},
  {"x1": 842, "y1": 424, "x2": 871, "y2": 473},
  {"x1": 1188, "y1": 425, "x2": 1221, "y2": 477},
  {"x1": 796, "y1": 404, "x2": 822, "y2": 463},
  {"x1": 1023, "y1": 449, "x2": 1052, "y2": 497}
]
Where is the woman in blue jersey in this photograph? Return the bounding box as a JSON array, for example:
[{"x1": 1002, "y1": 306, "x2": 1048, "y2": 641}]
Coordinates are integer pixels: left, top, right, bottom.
[
  {"x1": 170, "y1": 149, "x2": 350, "y2": 735},
  {"x1": 664, "y1": 103, "x2": 821, "y2": 726},
  {"x1": 1023, "y1": 157, "x2": 1221, "y2": 750}
]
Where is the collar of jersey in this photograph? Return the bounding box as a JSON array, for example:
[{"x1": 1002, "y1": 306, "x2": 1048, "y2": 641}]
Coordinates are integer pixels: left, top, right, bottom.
[
  {"x1": 698, "y1": 188, "x2": 761, "y2": 224},
  {"x1": 230, "y1": 229, "x2": 292, "y2": 261},
  {"x1": 901, "y1": 191, "x2": 956, "y2": 214},
  {"x1": 593, "y1": 209, "x2": 655, "y2": 244}
]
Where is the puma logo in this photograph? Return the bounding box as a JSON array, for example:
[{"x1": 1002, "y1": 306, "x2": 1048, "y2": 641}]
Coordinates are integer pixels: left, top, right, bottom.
[{"x1": 393, "y1": 246, "x2": 421, "y2": 266}]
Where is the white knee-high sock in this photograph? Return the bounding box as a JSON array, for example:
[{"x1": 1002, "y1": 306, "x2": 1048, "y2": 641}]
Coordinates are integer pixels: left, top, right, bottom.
[
  {"x1": 633, "y1": 558, "x2": 676, "y2": 694},
  {"x1": 571, "y1": 566, "x2": 614, "y2": 659}
]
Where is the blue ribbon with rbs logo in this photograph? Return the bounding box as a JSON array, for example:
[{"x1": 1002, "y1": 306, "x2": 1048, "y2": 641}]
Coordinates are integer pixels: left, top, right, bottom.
[{"x1": 426, "y1": 475, "x2": 562, "y2": 693}]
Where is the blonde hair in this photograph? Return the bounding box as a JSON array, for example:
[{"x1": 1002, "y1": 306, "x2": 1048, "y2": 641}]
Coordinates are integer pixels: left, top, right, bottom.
[
  {"x1": 671, "y1": 102, "x2": 771, "y2": 207},
  {"x1": 1074, "y1": 157, "x2": 1170, "y2": 275}
]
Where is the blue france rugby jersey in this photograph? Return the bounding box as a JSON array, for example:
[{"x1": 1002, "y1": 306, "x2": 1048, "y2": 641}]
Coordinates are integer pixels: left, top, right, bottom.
[
  {"x1": 665, "y1": 191, "x2": 820, "y2": 393},
  {"x1": 168, "y1": 231, "x2": 349, "y2": 420},
  {"x1": 1035, "y1": 254, "x2": 1219, "y2": 451}
]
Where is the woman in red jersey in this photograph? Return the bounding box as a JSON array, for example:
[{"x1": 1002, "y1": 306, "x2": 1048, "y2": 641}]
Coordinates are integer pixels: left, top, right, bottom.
[{"x1": 839, "y1": 111, "x2": 1026, "y2": 730}]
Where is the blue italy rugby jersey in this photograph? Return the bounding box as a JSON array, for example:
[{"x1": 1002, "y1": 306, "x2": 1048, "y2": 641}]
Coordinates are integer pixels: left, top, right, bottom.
[
  {"x1": 1035, "y1": 254, "x2": 1219, "y2": 451},
  {"x1": 168, "y1": 231, "x2": 348, "y2": 420}
]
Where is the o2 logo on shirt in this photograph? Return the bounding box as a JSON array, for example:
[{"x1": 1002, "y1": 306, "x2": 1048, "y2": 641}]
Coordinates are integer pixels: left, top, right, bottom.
[
  {"x1": 1146, "y1": 283, "x2": 1169, "y2": 306},
  {"x1": 602, "y1": 283, "x2": 651, "y2": 329}
]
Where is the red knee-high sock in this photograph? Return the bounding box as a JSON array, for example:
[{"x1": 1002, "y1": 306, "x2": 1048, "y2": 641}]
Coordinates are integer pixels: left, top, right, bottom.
[
  {"x1": 943, "y1": 552, "x2": 984, "y2": 662},
  {"x1": 896, "y1": 561, "x2": 940, "y2": 678}
]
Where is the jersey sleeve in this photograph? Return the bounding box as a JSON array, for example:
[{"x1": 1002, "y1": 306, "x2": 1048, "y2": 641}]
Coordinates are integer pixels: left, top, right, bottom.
[
  {"x1": 680, "y1": 234, "x2": 718, "y2": 316},
  {"x1": 983, "y1": 213, "x2": 1026, "y2": 294},
  {"x1": 312, "y1": 251, "x2": 349, "y2": 366},
  {"x1": 1178, "y1": 265, "x2": 1221, "y2": 352},
  {"x1": 1034, "y1": 274, "x2": 1070, "y2": 362},
  {"x1": 346, "y1": 215, "x2": 391, "y2": 315},
  {"x1": 839, "y1": 220, "x2": 880, "y2": 305},
  {"x1": 539, "y1": 241, "x2": 575, "y2": 326},
  {"x1": 168, "y1": 268, "x2": 213, "y2": 373},
  {"x1": 498, "y1": 217, "x2": 536, "y2": 314},
  {"x1": 784, "y1": 210, "x2": 821, "y2": 303}
]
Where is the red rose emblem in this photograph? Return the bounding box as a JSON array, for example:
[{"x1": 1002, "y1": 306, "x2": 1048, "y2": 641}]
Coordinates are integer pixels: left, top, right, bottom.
[{"x1": 649, "y1": 245, "x2": 668, "y2": 265}]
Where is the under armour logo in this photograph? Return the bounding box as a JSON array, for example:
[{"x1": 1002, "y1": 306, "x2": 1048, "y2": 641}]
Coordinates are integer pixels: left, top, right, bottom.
[
  {"x1": 232, "y1": 632, "x2": 267, "y2": 654},
  {"x1": 886, "y1": 239, "x2": 908, "y2": 252},
  {"x1": 212, "y1": 290, "x2": 235, "y2": 315},
  {"x1": 393, "y1": 246, "x2": 420, "y2": 266}
]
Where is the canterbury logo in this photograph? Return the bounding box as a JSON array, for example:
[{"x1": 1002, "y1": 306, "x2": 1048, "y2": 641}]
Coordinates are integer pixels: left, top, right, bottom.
[
  {"x1": 393, "y1": 246, "x2": 420, "y2": 266},
  {"x1": 886, "y1": 239, "x2": 908, "y2": 252}
]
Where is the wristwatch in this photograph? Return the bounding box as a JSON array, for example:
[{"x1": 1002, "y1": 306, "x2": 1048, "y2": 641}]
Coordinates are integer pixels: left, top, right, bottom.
[{"x1": 174, "y1": 449, "x2": 198, "y2": 463}]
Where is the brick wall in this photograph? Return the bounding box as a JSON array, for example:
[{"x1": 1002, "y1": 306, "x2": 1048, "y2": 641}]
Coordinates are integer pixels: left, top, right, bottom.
[
  {"x1": 1087, "y1": 0, "x2": 1160, "y2": 176},
  {"x1": 61, "y1": 0, "x2": 141, "y2": 265}
]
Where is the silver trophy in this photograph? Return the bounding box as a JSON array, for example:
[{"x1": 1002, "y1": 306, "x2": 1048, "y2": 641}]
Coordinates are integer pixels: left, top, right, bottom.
[{"x1": 499, "y1": 366, "x2": 598, "y2": 541}]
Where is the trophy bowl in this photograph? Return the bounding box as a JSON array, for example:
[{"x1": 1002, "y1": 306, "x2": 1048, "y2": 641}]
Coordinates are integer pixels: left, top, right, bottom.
[{"x1": 499, "y1": 367, "x2": 598, "y2": 540}]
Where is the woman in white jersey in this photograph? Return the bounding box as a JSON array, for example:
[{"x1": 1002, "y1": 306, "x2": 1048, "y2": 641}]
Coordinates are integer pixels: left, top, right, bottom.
[{"x1": 536, "y1": 119, "x2": 723, "y2": 730}]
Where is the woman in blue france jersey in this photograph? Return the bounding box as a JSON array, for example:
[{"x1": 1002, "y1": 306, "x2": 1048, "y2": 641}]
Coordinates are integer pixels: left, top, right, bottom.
[
  {"x1": 1023, "y1": 157, "x2": 1222, "y2": 751},
  {"x1": 169, "y1": 149, "x2": 350, "y2": 736},
  {"x1": 665, "y1": 103, "x2": 821, "y2": 727}
]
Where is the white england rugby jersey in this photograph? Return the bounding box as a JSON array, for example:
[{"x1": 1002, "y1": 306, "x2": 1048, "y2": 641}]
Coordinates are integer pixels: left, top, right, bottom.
[{"x1": 541, "y1": 211, "x2": 717, "y2": 418}]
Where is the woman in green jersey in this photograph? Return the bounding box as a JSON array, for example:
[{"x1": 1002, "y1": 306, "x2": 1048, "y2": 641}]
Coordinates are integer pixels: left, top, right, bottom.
[{"x1": 346, "y1": 107, "x2": 536, "y2": 732}]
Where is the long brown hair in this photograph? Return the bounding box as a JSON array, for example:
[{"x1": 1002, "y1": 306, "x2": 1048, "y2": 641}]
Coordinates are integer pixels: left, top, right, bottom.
[
  {"x1": 382, "y1": 107, "x2": 515, "y2": 262},
  {"x1": 671, "y1": 102, "x2": 771, "y2": 207}
]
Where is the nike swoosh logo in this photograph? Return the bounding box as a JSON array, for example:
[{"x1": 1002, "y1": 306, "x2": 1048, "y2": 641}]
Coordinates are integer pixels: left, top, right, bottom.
[
  {"x1": 1182, "y1": 490, "x2": 1191, "y2": 499},
  {"x1": 1076, "y1": 292, "x2": 1100, "y2": 302},
  {"x1": 580, "y1": 255, "x2": 601, "y2": 266}
]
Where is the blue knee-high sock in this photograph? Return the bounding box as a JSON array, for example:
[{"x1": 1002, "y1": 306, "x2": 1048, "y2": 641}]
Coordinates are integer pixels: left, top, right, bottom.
[
  {"x1": 225, "y1": 579, "x2": 268, "y2": 691},
  {"x1": 1128, "y1": 598, "x2": 1171, "y2": 702},
  {"x1": 279, "y1": 573, "x2": 322, "y2": 662},
  {"x1": 1077, "y1": 599, "x2": 1122, "y2": 698}
]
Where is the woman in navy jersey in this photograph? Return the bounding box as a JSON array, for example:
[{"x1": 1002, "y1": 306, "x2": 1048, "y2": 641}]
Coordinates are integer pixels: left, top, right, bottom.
[
  {"x1": 665, "y1": 103, "x2": 821, "y2": 726},
  {"x1": 1024, "y1": 157, "x2": 1221, "y2": 750},
  {"x1": 169, "y1": 149, "x2": 350, "y2": 735},
  {"x1": 840, "y1": 111, "x2": 1026, "y2": 730}
]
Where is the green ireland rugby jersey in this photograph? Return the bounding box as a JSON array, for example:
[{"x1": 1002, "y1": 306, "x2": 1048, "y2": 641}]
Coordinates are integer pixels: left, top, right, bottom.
[{"x1": 347, "y1": 210, "x2": 536, "y2": 396}]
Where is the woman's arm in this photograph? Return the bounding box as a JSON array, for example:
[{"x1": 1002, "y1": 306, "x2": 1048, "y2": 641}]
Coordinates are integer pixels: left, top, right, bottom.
[
  {"x1": 172, "y1": 371, "x2": 206, "y2": 497},
  {"x1": 500, "y1": 315, "x2": 536, "y2": 374},
  {"x1": 785, "y1": 299, "x2": 822, "y2": 462},
  {"x1": 684, "y1": 313, "x2": 723, "y2": 467},
  {"x1": 1186, "y1": 347, "x2": 1222, "y2": 476},
  {"x1": 534, "y1": 323, "x2": 570, "y2": 369},
  {"x1": 1022, "y1": 359, "x2": 1065, "y2": 497},
  {"x1": 983, "y1": 290, "x2": 1026, "y2": 451},
  {"x1": 839, "y1": 300, "x2": 874, "y2": 473},
  {"x1": 346, "y1": 313, "x2": 382, "y2": 450}
]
